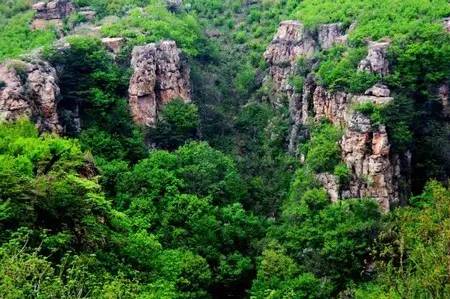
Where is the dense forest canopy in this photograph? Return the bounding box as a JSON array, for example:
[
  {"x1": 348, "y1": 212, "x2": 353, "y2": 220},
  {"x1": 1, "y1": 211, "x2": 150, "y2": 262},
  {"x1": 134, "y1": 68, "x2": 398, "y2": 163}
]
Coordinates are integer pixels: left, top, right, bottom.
[{"x1": 0, "y1": 0, "x2": 449, "y2": 298}]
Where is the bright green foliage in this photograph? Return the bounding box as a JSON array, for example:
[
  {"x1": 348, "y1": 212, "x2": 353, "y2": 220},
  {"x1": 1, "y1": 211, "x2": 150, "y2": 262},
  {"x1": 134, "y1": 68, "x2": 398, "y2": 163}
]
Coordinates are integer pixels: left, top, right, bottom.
[
  {"x1": 0, "y1": 12, "x2": 56, "y2": 61},
  {"x1": 353, "y1": 102, "x2": 384, "y2": 125},
  {"x1": 251, "y1": 242, "x2": 333, "y2": 298},
  {"x1": 0, "y1": 120, "x2": 112, "y2": 250},
  {"x1": 114, "y1": 141, "x2": 263, "y2": 295},
  {"x1": 260, "y1": 177, "x2": 381, "y2": 295},
  {"x1": 295, "y1": 0, "x2": 449, "y2": 43},
  {"x1": 101, "y1": 1, "x2": 203, "y2": 57},
  {"x1": 295, "y1": 0, "x2": 450, "y2": 93},
  {"x1": 47, "y1": 36, "x2": 146, "y2": 162},
  {"x1": 316, "y1": 46, "x2": 379, "y2": 93},
  {"x1": 333, "y1": 163, "x2": 351, "y2": 185},
  {"x1": 301, "y1": 122, "x2": 342, "y2": 173},
  {"x1": 75, "y1": 0, "x2": 151, "y2": 16},
  {"x1": 354, "y1": 182, "x2": 450, "y2": 298}
]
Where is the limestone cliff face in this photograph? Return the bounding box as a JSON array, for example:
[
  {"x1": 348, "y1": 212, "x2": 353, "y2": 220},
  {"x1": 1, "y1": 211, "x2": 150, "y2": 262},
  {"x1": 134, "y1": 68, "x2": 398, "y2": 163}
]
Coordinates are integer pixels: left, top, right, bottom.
[
  {"x1": 129, "y1": 41, "x2": 191, "y2": 127},
  {"x1": 265, "y1": 21, "x2": 348, "y2": 152},
  {"x1": 317, "y1": 23, "x2": 347, "y2": 50},
  {"x1": 264, "y1": 20, "x2": 316, "y2": 101},
  {"x1": 264, "y1": 21, "x2": 347, "y2": 103},
  {"x1": 265, "y1": 21, "x2": 408, "y2": 210},
  {"x1": 358, "y1": 40, "x2": 390, "y2": 76},
  {"x1": 340, "y1": 113, "x2": 401, "y2": 211},
  {"x1": 0, "y1": 60, "x2": 62, "y2": 133},
  {"x1": 307, "y1": 82, "x2": 404, "y2": 211},
  {"x1": 32, "y1": 0, "x2": 75, "y2": 30}
]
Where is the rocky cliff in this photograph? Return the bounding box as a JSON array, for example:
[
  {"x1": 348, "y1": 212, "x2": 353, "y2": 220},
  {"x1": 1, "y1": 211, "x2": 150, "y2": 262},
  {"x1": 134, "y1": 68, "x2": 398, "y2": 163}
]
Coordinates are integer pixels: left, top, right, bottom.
[
  {"x1": 129, "y1": 40, "x2": 191, "y2": 127},
  {"x1": 264, "y1": 20, "x2": 349, "y2": 152},
  {"x1": 0, "y1": 59, "x2": 62, "y2": 134},
  {"x1": 265, "y1": 21, "x2": 407, "y2": 210},
  {"x1": 32, "y1": 0, "x2": 75, "y2": 30}
]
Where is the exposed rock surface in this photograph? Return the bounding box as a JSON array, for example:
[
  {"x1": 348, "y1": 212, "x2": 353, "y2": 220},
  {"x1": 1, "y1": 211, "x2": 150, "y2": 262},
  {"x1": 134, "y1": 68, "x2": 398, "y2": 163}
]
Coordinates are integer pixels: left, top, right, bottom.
[
  {"x1": 264, "y1": 21, "x2": 316, "y2": 96},
  {"x1": 358, "y1": 40, "x2": 390, "y2": 76},
  {"x1": 443, "y1": 17, "x2": 450, "y2": 32},
  {"x1": 317, "y1": 23, "x2": 347, "y2": 50},
  {"x1": 165, "y1": 0, "x2": 183, "y2": 11},
  {"x1": 264, "y1": 20, "x2": 408, "y2": 209},
  {"x1": 303, "y1": 81, "x2": 402, "y2": 210},
  {"x1": 129, "y1": 41, "x2": 191, "y2": 127},
  {"x1": 0, "y1": 60, "x2": 62, "y2": 133},
  {"x1": 79, "y1": 7, "x2": 97, "y2": 21},
  {"x1": 32, "y1": 0, "x2": 75, "y2": 30},
  {"x1": 316, "y1": 173, "x2": 340, "y2": 202},
  {"x1": 311, "y1": 85, "x2": 350, "y2": 126},
  {"x1": 266, "y1": 21, "x2": 352, "y2": 152},
  {"x1": 102, "y1": 38, "x2": 125, "y2": 55},
  {"x1": 340, "y1": 113, "x2": 400, "y2": 211}
]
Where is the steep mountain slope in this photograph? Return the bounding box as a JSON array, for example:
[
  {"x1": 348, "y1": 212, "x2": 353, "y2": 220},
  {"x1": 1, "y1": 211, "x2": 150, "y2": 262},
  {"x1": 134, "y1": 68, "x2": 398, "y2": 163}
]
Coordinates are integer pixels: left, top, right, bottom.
[{"x1": 0, "y1": 0, "x2": 449, "y2": 298}]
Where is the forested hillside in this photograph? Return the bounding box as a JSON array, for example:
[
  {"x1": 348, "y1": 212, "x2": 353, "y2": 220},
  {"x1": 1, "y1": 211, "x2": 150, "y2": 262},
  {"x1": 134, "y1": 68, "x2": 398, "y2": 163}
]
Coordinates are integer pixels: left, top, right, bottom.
[{"x1": 0, "y1": 0, "x2": 449, "y2": 298}]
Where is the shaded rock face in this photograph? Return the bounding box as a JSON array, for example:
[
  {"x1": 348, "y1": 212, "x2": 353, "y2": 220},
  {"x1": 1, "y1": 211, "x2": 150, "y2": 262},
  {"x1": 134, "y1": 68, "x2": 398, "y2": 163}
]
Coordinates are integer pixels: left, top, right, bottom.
[
  {"x1": 340, "y1": 113, "x2": 400, "y2": 211},
  {"x1": 265, "y1": 21, "x2": 350, "y2": 152},
  {"x1": 32, "y1": 0, "x2": 75, "y2": 30},
  {"x1": 165, "y1": 0, "x2": 183, "y2": 11},
  {"x1": 0, "y1": 60, "x2": 62, "y2": 133},
  {"x1": 79, "y1": 7, "x2": 96, "y2": 21},
  {"x1": 264, "y1": 20, "x2": 316, "y2": 102},
  {"x1": 316, "y1": 173, "x2": 340, "y2": 202},
  {"x1": 301, "y1": 81, "x2": 402, "y2": 210},
  {"x1": 358, "y1": 40, "x2": 390, "y2": 76},
  {"x1": 311, "y1": 85, "x2": 350, "y2": 126},
  {"x1": 317, "y1": 23, "x2": 347, "y2": 50},
  {"x1": 129, "y1": 41, "x2": 191, "y2": 127}
]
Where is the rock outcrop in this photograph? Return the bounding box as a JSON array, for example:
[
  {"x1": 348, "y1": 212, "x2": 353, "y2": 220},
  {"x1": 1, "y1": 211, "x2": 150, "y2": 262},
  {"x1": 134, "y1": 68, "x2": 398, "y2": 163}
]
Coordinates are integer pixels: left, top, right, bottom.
[
  {"x1": 129, "y1": 41, "x2": 191, "y2": 127},
  {"x1": 265, "y1": 21, "x2": 353, "y2": 152},
  {"x1": 358, "y1": 40, "x2": 390, "y2": 76},
  {"x1": 32, "y1": 0, "x2": 75, "y2": 30},
  {"x1": 264, "y1": 20, "x2": 316, "y2": 101},
  {"x1": 79, "y1": 7, "x2": 96, "y2": 21},
  {"x1": 305, "y1": 81, "x2": 402, "y2": 210},
  {"x1": 0, "y1": 60, "x2": 62, "y2": 133},
  {"x1": 443, "y1": 17, "x2": 450, "y2": 32},
  {"x1": 165, "y1": 0, "x2": 183, "y2": 11},
  {"x1": 317, "y1": 23, "x2": 347, "y2": 50},
  {"x1": 311, "y1": 86, "x2": 350, "y2": 126},
  {"x1": 102, "y1": 37, "x2": 125, "y2": 55},
  {"x1": 340, "y1": 113, "x2": 401, "y2": 211}
]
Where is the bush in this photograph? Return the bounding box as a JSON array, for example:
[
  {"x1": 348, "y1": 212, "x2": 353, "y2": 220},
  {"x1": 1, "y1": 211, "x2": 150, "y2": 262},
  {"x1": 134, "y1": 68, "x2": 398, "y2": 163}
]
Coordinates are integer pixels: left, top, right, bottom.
[
  {"x1": 301, "y1": 122, "x2": 342, "y2": 173},
  {"x1": 150, "y1": 99, "x2": 199, "y2": 150}
]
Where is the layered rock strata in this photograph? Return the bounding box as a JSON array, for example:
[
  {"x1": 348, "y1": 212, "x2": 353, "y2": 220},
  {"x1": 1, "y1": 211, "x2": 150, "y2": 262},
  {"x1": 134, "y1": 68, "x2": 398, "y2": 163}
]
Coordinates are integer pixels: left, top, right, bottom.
[
  {"x1": 264, "y1": 20, "x2": 348, "y2": 152},
  {"x1": 264, "y1": 20, "x2": 407, "y2": 210},
  {"x1": 32, "y1": 0, "x2": 75, "y2": 30},
  {"x1": 306, "y1": 82, "x2": 403, "y2": 211},
  {"x1": 128, "y1": 41, "x2": 191, "y2": 127},
  {"x1": 0, "y1": 60, "x2": 62, "y2": 133}
]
